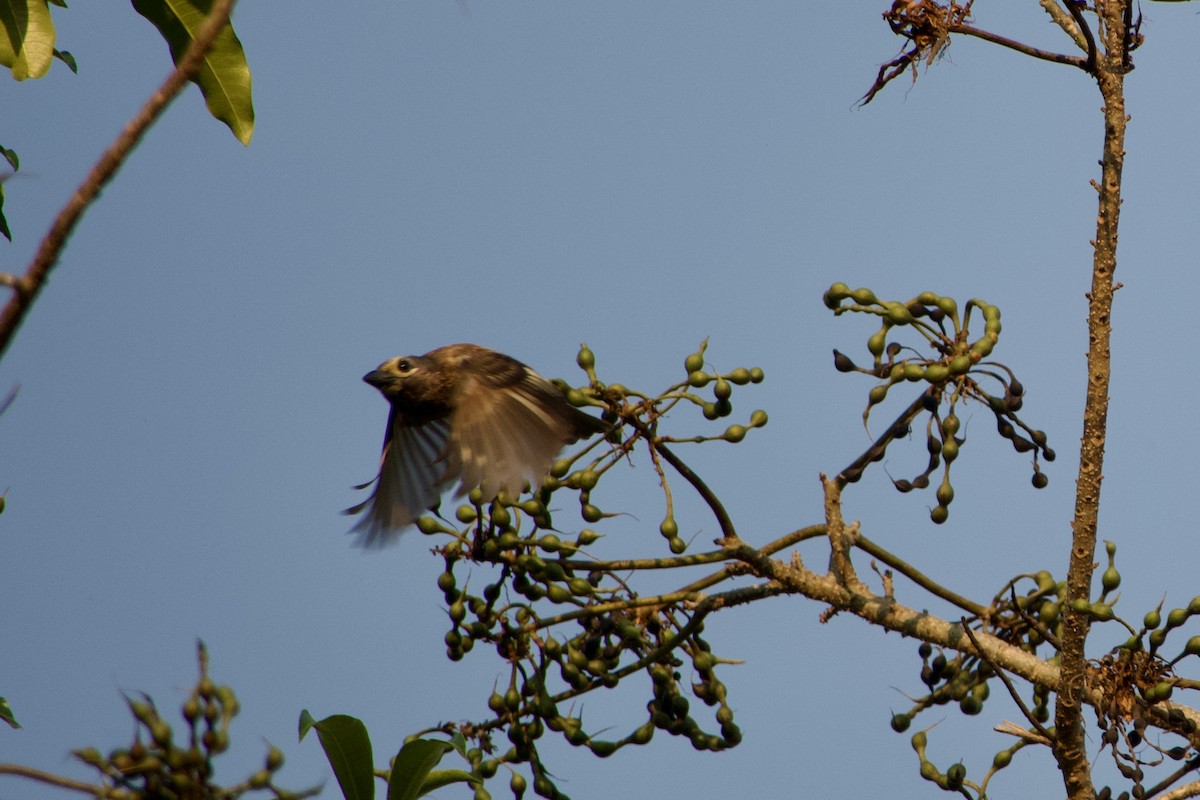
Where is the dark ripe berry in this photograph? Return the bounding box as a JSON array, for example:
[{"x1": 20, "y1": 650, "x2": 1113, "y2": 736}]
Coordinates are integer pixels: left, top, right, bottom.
[
  {"x1": 842, "y1": 466, "x2": 864, "y2": 483},
  {"x1": 1006, "y1": 395, "x2": 1023, "y2": 412},
  {"x1": 997, "y1": 419, "x2": 1015, "y2": 438},
  {"x1": 886, "y1": 341, "x2": 903, "y2": 358},
  {"x1": 1011, "y1": 437, "x2": 1035, "y2": 453},
  {"x1": 921, "y1": 392, "x2": 939, "y2": 412},
  {"x1": 1008, "y1": 378, "x2": 1024, "y2": 397},
  {"x1": 911, "y1": 475, "x2": 930, "y2": 489},
  {"x1": 918, "y1": 642, "x2": 932, "y2": 659},
  {"x1": 1043, "y1": 448, "x2": 1056, "y2": 461},
  {"x1": 833, "y1": 350, "x2": 857, "y2": 372},
  {"x1": 893, "y1": 479, "x2": 913, "y2": 493},
  {"x1": 1032, "y1": 472, "x2": 1049, "y2": 489}
]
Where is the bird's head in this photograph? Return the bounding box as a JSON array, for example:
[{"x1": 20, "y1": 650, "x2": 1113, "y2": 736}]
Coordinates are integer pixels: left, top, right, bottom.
[{"x1": 363, "y1": 355, "x2": 456, "y2": 419}]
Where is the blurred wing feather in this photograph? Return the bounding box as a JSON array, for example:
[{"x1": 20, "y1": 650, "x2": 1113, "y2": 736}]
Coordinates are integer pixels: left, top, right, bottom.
[
  {"x1": 346, "y1": 417, "x2": 452, "y2": 547},
  {"x1": 448, "y1": 369, "x2": 587, "y2": 500}
]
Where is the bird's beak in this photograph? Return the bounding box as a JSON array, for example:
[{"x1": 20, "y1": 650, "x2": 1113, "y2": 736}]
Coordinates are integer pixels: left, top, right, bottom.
[{"x1": 363, "y1": 370, "x2": 393, "y2": 389}]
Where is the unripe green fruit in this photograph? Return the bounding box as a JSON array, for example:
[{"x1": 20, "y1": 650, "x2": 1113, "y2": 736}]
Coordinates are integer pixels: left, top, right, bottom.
[
  {"x1": 688, "y1": 371, "x2": 710, "y2": 387},
  {"x1": 886, "y1": 303, "x2": 914, "y2": 325},
  {"x1": 749, "y1": 409, "x2": 768, "y2": 427},
  {"x1": 923, "y1": 363, "x2": 949, "y2": 382},
  {"x1": 714, "y1": 379, "x2": 732, "y2": 400},
  {"x1": 852, "y1": 287, "x2": 878, "y2": 305},
  {"x1": 824, "y1": 282, "x2": 850, "y2": 308},
  {"x1": 1167, "y1": 608, "x2": 1189, "y2": 629},
  {"x1": 1145, "y1": 682, "x2": 1174, "y2": 702},
  {"x1": 576, "y1": 346, "x2": 595, "y2": 370},
  {"x1": 948, "y1": 354, "x2": 971, "y2": 375},
  {"x1": 1101, "y1": 566, "x2": 1120, "y2": 594},
  {"x1": 723, "y1": 425, "x2": 746, "y2": 443},
  {"x1": 930, "y1": 505, "x2": 949, "y2": 524},
  {"x1": 685, "y1": 352, "x2": 705, "y2": 373},
  {"x1": 1144, "y1": 609, "x2": 1162, "y2": 630},
  {"x1": 581, "y1": 504, "x2": 603, "y2": 523},
  {"x1": 867, "y1": 330, "x2": 888, "y2": 357}
]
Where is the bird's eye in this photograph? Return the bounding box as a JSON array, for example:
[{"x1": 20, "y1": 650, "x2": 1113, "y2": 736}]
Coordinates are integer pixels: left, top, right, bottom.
[{"x1": 395, "y1": 359, "x2": 414, "y2": 374}]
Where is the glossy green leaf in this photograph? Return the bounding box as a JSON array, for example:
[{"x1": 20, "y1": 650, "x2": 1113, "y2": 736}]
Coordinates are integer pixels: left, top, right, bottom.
[
  {"x1": 387, "y1": 739, "x2": 455, "y2": 800},
  {"x1": 299, "y1": 712, "x2": 375, "y2": 800},
  {"x1": 0, "y1": 0, "x2": 56, "y2": 80},
  {"x1": 130, "y1": 0, "x2": 254, "y2": 145},
  {"x1": 0, "y1": 697, "x2": 19, "y2": 729}
]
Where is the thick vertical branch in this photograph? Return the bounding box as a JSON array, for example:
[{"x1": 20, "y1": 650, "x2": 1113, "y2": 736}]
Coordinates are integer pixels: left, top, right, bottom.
[{"x1": 1054, "y1": 3, "x2": 1130, "y2": 798}]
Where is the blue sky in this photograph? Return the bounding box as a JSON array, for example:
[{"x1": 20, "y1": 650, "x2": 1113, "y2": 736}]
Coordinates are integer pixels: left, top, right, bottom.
[{"x1": 4, "y1": 2, "x2": 1200, "y2": 798}]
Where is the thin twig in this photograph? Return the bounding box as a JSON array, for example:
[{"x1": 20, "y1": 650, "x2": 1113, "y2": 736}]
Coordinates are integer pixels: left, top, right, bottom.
[
  {"x1": 1008, "y1": 585, "x2": 1062, "y2": 652},
  {"x1": 0, "y1": 0, "x2": 240, "y2": 362},
  {"x1": 625, "y1": 415, "x2": 739, "y2": 544},
  {"x1": 1059, "y1": 0, "x2": 1097, "y2": 73},
  {"x1": 0, "y1": 764, "x2": 100, "y2": 794},
  {"x1": 948, "y1": 23, "x2": 1087, "y2": 69},
  {"x1": 961, "y1": 617, "x2": 1053, "y2": 741},
  {"x1": 854, "y1": 534, "x2": 986, "y2": 617}
]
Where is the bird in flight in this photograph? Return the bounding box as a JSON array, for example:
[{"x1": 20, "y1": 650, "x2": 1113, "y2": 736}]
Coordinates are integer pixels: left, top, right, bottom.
[{"x1": 347, "y1": 343, "x2": 607, "y2": 547}]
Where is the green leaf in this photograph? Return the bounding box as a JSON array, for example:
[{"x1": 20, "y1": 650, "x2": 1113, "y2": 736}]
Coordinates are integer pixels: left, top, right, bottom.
[
  {"x1": 300, "y1": 712, "x2": 375, "y2": 800},
  {"x1": 387, "y1": 740, "x2": 454, "y2": 800},
  {"x1": 52, "y1": 46, "x2": 73, "y2": 72},
  {"x1": 0, "y1": 697, "x2": 19, "y2": 729},
  {"x1": 130, "y1": 0, "x2": 254, "y2": 145},
  {"x1": 0, "y1": 0, "x2": 56, "y2": 80},
  {"x1": 0, "y1": 184, "x2": 11, "y2": 242},
  {"x1": 0, "y1": 146, "x2": 18, "y2": 171}
]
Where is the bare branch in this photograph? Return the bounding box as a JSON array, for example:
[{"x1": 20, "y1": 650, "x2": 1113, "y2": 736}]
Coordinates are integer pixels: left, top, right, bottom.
[
  {"x1": 1040, "y1": 0, "x2": 1089, "y2": 52},
  {"x1": 0, "y1": 764, "x2": 100, "y2": 795},
  {"x1": 948, "y1": 23, "x2": 1088, "y2": 69},
  {"x1": 0, "y1": 0, "x2": 240, "y2": 363}
]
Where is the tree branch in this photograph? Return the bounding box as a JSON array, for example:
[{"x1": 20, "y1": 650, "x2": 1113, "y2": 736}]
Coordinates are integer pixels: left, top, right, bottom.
[
  {"x1": 948, "y1": 23, "x2": 1088, "y2": 69},
  {"x1": 0, "y1": 0, "x2": 240, "y2": 363},
  {"x1": 1054, "y1": 3, "x2": 1132, "y2": 798},
  {"x1": 0, "y1": 764, "x2": 101, "y2": 794}
]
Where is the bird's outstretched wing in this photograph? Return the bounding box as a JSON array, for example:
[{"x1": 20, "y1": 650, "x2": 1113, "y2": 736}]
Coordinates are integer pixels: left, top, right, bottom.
[
  {"x1": 446, "y1": 366, "x2": 596, "y2": 501},
  {"x1": 346, "y1": 410, "x2": 452, "y2": 547}
]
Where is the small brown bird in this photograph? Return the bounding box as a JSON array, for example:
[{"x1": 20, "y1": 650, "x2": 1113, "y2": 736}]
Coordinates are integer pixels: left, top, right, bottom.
[{"x1": 347, "y1": 343, "x2": 607, "y2": 547}]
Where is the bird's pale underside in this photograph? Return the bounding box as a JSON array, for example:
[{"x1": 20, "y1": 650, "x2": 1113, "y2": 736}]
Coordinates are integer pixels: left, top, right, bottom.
[{"x1": 347, "y1": 343, "x2": 607, "y2": 547}]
